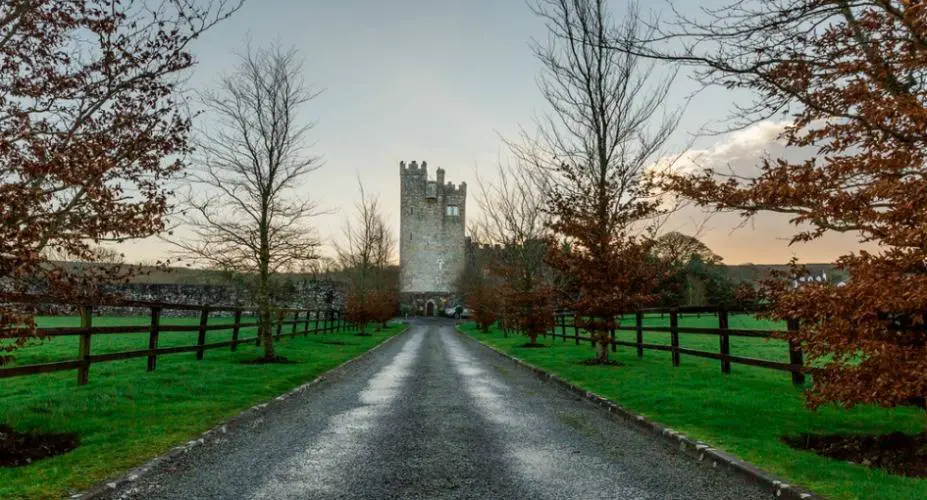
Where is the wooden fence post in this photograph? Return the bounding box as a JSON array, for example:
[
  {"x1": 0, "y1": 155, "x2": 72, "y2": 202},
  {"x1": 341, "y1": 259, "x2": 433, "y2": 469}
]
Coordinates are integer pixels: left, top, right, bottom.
[
  {"x1": 670, "y1": 310, "x2": 680, "y2": 367},
  {"x1": 719, "y1": 309, "x2": 731, "y2": 374},
  {"x1": 610, "y1": 315, "x2": 617, "y2": 353},
  {"x1": 275, "y1": 309, "x2": 284, "y2": 340},
  {"x1": 787, "y1": 318, "x2": 806, "y2": 385},
  {"x1": 77, "y1": 305, "x2": 93, "y2": 385},
  {"x1": 574, "y1": 313, "x2": 580, "y2": 345},
  {"x1": 256, "y1": 309, "x2": 262, "y2": 347},
  {"x1": 560, "y1": 313, "x2": 566, "y2": 343},
  {"x1": 147, "y1": 306, "x2": 161, "y2": 371},
  {"x1": 196, "y1": 307, "x2": 209, "y2": 360},
  {"x1": 635, "y1": 311, "x2": 643, "y2": 358},
  {"x1": 303, "y1": 310, "x2": 311, "y2": 336},
  {"x1": 291, "y1": 310, "x2": 299, "y2": 337},
  {"x1": 314, "y1": 310, "x2": 320, "y2": 334},
  {"x1": 231, "y1": 309, "x2": 242, "y2": 352}
]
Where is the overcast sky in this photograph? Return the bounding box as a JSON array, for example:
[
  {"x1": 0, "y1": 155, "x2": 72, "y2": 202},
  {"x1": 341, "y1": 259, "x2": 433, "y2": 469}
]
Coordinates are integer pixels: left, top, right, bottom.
[{"x1": 113, "y1": 0, "x2": 871, "y2": 266}]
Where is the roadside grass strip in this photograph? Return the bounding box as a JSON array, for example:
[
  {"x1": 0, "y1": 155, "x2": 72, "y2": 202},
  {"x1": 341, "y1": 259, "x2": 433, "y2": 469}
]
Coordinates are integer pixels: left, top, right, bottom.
[
  {"x1": 460, "y1": 318, "x2": 925, "y2": 500},
  {"x1": 0, "y1": 316, "x2": 405, "y2": 500}
]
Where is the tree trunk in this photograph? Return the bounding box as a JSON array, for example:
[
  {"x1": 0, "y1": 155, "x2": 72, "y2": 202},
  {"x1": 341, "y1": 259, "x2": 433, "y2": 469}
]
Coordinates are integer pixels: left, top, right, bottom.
[
  {"x1": 258, "y1": 302, "x2": 276, "y2": 359},
  {"x1": 596, "y1": 333, "x2": 609, "y2": 363},
  {"x1": 256, "y1": 254, "x2": 276, "y2": 360},
  {"x1": 922, "y1": 399, "x2": 926, "y2": 435},
  {"x1": 257, "y1": 214, "x2": 276, "y2": 360}
]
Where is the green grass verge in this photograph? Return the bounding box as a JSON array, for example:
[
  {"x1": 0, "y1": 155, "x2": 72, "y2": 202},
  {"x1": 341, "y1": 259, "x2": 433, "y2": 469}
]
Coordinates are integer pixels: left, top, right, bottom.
[
  {"x1": 461, "y1": 317, "x2": 925, "y2": 500},
  {"x1": 1, "y1": 316, "x2": 406, "y2": 499}
]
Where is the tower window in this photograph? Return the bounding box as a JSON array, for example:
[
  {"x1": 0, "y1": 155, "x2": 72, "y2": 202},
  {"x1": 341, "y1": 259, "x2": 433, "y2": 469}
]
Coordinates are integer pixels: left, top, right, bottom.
[{"x1": 446, "y1": 205, "x2": 460, "y2": 217}]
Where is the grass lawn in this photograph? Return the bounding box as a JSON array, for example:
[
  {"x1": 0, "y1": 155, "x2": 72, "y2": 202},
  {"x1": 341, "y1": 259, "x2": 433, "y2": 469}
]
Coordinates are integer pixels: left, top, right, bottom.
[
  {"x1": 1, "y1": 315, "x2": 405, "y2": 500},
  {"x1": 461, "y1": 315, "x2": 926, "y2": 500}
]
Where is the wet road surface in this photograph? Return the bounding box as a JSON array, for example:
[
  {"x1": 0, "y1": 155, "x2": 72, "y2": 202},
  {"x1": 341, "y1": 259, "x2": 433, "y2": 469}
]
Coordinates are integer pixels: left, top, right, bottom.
[{"x1": 107, "y1": 319, "x2": 771, "y2": 499}]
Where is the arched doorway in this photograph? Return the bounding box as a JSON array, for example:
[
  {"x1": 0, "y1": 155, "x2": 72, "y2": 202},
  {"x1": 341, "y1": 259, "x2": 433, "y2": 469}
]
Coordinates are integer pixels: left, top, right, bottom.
[{"x1": 425, "y1": 300, "x2": 435, "y2": 316}]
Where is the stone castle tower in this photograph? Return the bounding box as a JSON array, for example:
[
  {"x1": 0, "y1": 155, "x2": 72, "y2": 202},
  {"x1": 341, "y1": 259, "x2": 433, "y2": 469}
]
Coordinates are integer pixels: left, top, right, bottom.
[{"x1": 399, "y1": 160, "x2": 467, "y2": 315}]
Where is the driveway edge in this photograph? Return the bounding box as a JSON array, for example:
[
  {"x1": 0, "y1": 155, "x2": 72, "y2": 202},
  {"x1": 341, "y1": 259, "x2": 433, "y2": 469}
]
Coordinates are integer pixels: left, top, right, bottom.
[
  {"x1": 74, "y1": 324, "x2": 409, "y2": 500},
  {"x1": 456, "y1": 327, "x2": 819, "y2": 500}
]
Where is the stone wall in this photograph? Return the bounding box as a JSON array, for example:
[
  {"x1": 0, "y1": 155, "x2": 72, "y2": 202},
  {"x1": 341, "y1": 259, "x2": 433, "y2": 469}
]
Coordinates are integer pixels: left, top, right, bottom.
[
  {"x1": 14, "y1": 280, "x2": 346, "y2": 317},
  {"x1": 399, "y1": 160, "x2": 467, "y2": 297}
]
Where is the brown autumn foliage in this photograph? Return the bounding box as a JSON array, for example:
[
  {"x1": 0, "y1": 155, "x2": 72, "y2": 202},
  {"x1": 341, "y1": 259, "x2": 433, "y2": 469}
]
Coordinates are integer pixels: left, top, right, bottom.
[
  {"x1": 652, "y1": 1, "x2": 927, "y2": 417},
  {"x1": 369, "y1": 288, "x2": 398, "y2": 330},
  {"x1": 344, "y1": 289, "x2": 375, "y2": 332},
  {"x1": 547, "y1": 230, "x2": 663, "y2": 362},
  {"x1": 470, "y1": 286, "x2": 499, "y2": 332},
  {"x1": 457, "y1": 259, "x2": 499, "y2": 332},
  {"x1": 483, "y1": 239, "x2": 554, "y2": 344},
  {"x1": 501, "y1": 284, "x2": 555, "y2": 345},
  {"x1": 484, "y1": 246, "x2": 555, "y2": 344},
  {"x1": 0, "y1": 0, "x2": 242, "y2": 364}
]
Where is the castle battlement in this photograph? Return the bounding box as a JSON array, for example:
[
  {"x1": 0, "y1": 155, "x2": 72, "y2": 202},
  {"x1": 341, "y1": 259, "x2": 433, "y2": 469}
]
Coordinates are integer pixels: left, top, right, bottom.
[
  {"x1": 443, "y1": 181, "x2": 467, "y2": 196},
  {"x1": 400, "y1": 160, "x2": 467, "y2": 197},
  {"x1": 400, "y1": 160, "x2": 428, "y2": 174}
]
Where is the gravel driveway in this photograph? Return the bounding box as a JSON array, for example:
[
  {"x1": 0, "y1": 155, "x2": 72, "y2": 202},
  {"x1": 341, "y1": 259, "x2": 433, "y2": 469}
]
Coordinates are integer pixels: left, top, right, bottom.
[{"x1": 102, "y1": 318, "x2": 771, "y2": 499}]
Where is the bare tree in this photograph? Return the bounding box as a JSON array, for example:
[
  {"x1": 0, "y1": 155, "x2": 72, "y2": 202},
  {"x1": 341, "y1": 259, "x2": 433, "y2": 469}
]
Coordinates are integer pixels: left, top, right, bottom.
[
  {"x1": 516, "y1": 0, "x2": 683, "y2": 364},
  {"x1": 514, "y1": 0, "x2": 682, "y2": 216},
  {"x1": 472, "y1": 161, "x2": 554, "y2": 344},
  {"x1": 171, "y1": 44, "x2": 323, "y2": 362},
  {"x1": 337, "y1": 181, "x2": 396, "y2": 335}
]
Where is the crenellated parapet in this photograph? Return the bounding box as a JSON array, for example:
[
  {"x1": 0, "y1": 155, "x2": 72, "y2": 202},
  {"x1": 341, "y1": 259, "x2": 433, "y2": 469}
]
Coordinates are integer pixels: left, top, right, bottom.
[
  {"x1": 399, "y1": 160, "x2": 467, "y2": 197},
  {"x1": 443, "y1": 181, "x2": 467, "y2": 196}
]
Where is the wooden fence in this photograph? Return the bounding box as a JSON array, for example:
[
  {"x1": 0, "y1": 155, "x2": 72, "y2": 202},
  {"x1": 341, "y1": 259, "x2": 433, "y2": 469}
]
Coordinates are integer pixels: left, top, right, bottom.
[
  {"x1": 548, "y1": 307, "x2": 809, "y2": 385},
  {"x1": 0, "y1": 296, "x2": 345, "y2": 385}
]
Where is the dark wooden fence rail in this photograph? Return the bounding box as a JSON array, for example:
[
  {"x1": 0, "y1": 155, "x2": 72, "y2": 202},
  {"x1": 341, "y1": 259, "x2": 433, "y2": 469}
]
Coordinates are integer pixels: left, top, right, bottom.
[
  {"x1": 549, "y1": 307, "x2": 809, "y2": 385},
  {"x1": 0, "y1": 296, "x2": 344, "y2": 385}
]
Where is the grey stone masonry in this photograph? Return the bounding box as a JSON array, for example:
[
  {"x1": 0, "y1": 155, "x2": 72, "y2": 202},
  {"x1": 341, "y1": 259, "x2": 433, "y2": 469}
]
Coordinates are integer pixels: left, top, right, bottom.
[{"x1": 399, "y1": 160, "x2": 466, "y2": 299}]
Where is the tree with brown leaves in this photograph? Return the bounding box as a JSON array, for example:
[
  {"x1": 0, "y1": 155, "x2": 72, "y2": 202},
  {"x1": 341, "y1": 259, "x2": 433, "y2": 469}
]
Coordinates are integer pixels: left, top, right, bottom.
[
  {"x1": 648, "y1": 1, "x2": 927, "y2": 422},
  {"x1": 457, "y1": 242, "x2": 500, "y2": 332},
  {"x1": 172, "y1": 43, "x2": 322, "y2": 362},
  {"x1": 522, "y1": 0, "x2": 680, "y2": 363},
  {"x1": 0, "y1": 0, "x2": 242, "y2": 364}
]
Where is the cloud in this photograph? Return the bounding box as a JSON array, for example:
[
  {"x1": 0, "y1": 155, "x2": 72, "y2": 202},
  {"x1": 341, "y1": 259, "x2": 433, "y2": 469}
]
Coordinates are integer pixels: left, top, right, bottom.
[
  {"x1": 651, "y1": 120, "x2": 876, "y2": 264},
  {"x1": 649, "y1": 120, "x2": 794, "y2": 179}
]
